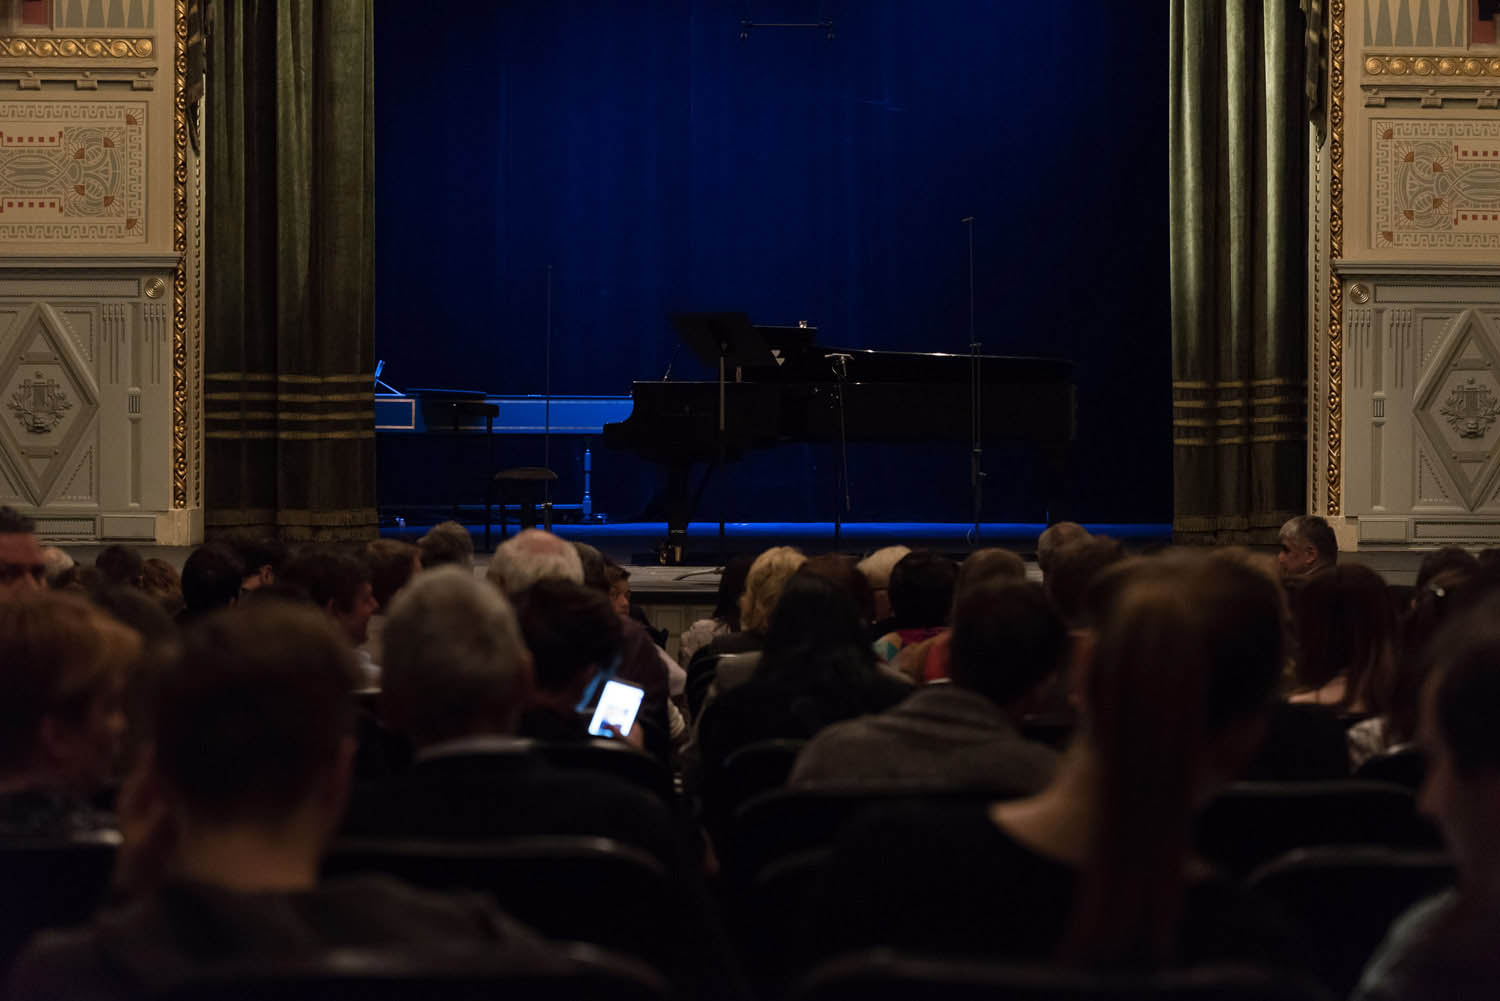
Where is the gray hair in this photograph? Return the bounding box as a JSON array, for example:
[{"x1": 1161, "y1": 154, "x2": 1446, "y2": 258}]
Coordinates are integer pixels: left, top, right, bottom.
[
  {"x1": 486, "y1": 529, "x2": 584, "y2": 596},
  {"x1": 381, "y1": 566, "x2": 530, "y2": 746},
  {"x1": 856, "y1": 545, "x2": 911, "y2": 590}
]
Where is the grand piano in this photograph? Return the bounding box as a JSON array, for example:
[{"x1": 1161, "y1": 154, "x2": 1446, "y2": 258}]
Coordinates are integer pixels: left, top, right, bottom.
[{"x1": 603, "y1": 315, "x2": 1075, "y2": 561}]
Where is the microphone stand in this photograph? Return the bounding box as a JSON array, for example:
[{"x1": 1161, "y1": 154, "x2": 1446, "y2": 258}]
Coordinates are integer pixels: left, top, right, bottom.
[
  {"x1": 964, "y1": 216, "x2": 983, "y2": 545},
  {"x1": 543, "y1": 265, "x2": 553, "y2": 531}
]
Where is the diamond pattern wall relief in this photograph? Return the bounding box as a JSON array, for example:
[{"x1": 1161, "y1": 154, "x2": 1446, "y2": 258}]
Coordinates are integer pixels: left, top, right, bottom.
[
  {"x1": 1414, "y1": 311, "x2": 1500, "y2": 510},
  {"x1": 0, "y1": 304, "x2": 99, "y2": 506}
]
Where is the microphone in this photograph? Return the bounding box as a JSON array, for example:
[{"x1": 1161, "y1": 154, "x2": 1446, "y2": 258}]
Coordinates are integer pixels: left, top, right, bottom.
[{"x1": 661, "y1": 343, "x2": 683, "y2": 381}]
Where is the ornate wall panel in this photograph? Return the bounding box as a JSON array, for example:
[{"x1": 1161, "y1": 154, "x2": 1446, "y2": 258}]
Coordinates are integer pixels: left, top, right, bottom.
[
  {"x1": 1342, "y1": 272, "x2": 1500, "y2": 542},
  {"x1": 0, "y1": 101, "x2": 146, "y2": 242},
  {"x1": 1372, "y1": 119, "x2": 1500, "y2": 249},
  {"x1": 0, "y1": 0, "x2": 199, "y2": 542},
  {"x1": 1363, "y1": 0, "x2": 1468, "y2": 47}
]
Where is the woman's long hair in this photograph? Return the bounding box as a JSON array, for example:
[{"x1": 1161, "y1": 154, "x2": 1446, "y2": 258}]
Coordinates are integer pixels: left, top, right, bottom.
[
  {"x1": 1290, "y1": 563, "x2": 1396, "y2": 710},
  {"x1": 1064, "y1": 553, "x2": 1284, "y2": 968},
  {"x1": 756, "y1": 571, "x2": 880, "y2": 712}
]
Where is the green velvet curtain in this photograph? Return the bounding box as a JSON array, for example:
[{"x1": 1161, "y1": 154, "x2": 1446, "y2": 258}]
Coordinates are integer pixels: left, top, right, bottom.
[
  {"x1": 204, "y1": 0, "x2": 376, "y2": 541},
  {"x1": 1170, "y1": 0, "x2": 1308, "y2": 545}
]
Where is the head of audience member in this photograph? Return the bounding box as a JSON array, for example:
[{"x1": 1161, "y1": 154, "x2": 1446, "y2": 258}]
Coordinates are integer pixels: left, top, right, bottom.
[
  {"x1": 1415, "y1": 546, "x2": 1479, "y2": 595},
  {"x1": 49, "y1": 564, "x2": 101, "y2": 593},
  {"x1": 801, "y1": 553, "x2": 877, "y2": 625},
  {"x1": 485, "y1": 529, "x2": 583, "y2": 597},
  {"x1": 0, "y1": 505, "x2": 45, "y2": 596},
  {"x1": 94, "y1": 544, "x2": 145, "y2": 590},
  {"x1": 572, "y1": 541, "x2": 609, "y2": 594},
  {"x1": 956, "y1": 547, "x2": 1027, "y2": 596},
  {"x1": 278, "y1": 549, "x2": 378, "y2": 648},
  {"x1": 87, "y1": 584, "x2": 177, "y2": 652},
  {"x1": 1045, "y1": 536, "x2": 1127, "y2": 628},
  {"x1": 381, "y1": 568, "x2": 532, "y2": 749},
  {"x1": 949, "y1": 580, "x2": 1067, "y2": 718},
  {"x1": 513, "y1": 578, "x2": 622, "y2": 712},
  {"x1": 758, "y1": 572, "x2": 879, "y2": 696},
  {"x1": 364, "y1": 538, "x2": 421, "y2": 614},
  {"x1": 739, "y1": 546, "x2": 808, "y2": 635},
  {"x1": 1062, "y1": 552, "x2": 1285, "y2": 966},
  {"x1": 127, "y1": 601, "x2": 359, "y2": 891},
  {"x1": 40, "y1": 546, "x2": 74, "y2": 587},
  {"x1": 1479, "y1": 547, "x2": 1500, "y2": 578},
  {"x1": 229, "y1": 535, "x2": 287, "y2": 593},
  {"x1": 1290, "y1": 562, "x2": 1396, "y2": 712},
  {"x1": 0, "y1": 592, "x2": 138, "y2": 801},
  {"x1": 605, "y1": 562, "x2": 632, "y2": 617},
  {"x1": 1420, "y1": 596, "x2": 1500, "y2": 902},
  {"x1": 887, "y1": 550, "x2": 958, "y2": 631},
  {"x1": 140, "y1": 557, "x2": 184, "y2": 615},
  {"x1": 1036, "y1": 521, "x2": 1090, "y2": 582},
  {"x1": 856, "y1": 545, "x2": 910, "y2": 623},
  {"x1": 179, "y1": 543, "x2": 246, "y2": 619},
  {"x1": 1277, "y1": 515, "x2": 1338, "y2": 577},
  {"x1": 712, "y1": 554, "x2": 755, "y2": 630},
  {"x1": 417, "y1": 520, "x2": 474, "y2": 572},
  {"x1": 1389, "y1": 565, "x2": 1489, "y2": 748}
]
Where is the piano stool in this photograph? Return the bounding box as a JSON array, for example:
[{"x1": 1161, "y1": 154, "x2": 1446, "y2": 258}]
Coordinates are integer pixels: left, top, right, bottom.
[{"x1": 485, "y1": 467, "x2": 559, "y2": 549}]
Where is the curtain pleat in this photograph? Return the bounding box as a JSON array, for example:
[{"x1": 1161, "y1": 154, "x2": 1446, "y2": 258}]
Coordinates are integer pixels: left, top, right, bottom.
[
  {"x1": 1171, "y1": 0, "x2": 1308, "y2": 545},
  {"x1": 204, "y1": 0, "x2": 377, "y2": 541}
]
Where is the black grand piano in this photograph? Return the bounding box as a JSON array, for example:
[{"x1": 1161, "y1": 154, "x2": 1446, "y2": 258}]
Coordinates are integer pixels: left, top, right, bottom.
[{"x1": 603, "y1": 314, "x2": 1075, "y2": 561}]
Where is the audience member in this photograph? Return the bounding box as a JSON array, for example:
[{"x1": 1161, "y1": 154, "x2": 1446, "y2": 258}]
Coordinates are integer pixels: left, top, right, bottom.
[
  {"x1": 816, "y1": 553, "x2": 1298, "y2": 970},
  {"x1": 790, "y1": 580, "x2": 1063, "y2": 791},
  {"x1": 1289, "y1": 562, "x2": 1395, "y2": 713},
  {"x1": 279, "y1": 549, "x2": 379, "y2": 687},
  {"x1": 688, "y1": 546, "x2": 807, "y2": 673},
  {"x1": 1044, "y1": 535, "x2": 1127, "y2": 627},
  {"x1": 801, "y1": 553, "x2": 877, "y2": 625},
  {"x1": 39, "y1": 546, "x2": 73, "y2": 587},
  {"x1": 1036, "y1": 521, "x2": 1090, "y2": 582},
  {"x1": 695, "y1": 572, "x2": 912, "y2": 781},
  {"x1": 362, "y1": 538, "x2": 421, "y2": 667},
  {"x1": 0, "y1": 592, "x2": 136, "y2": 837},
  {"x1": 227, "y1": 534, "x2": 287, "y2": 593},
  {"x1": 856, "y1": 544, "x2": 910, "y2": 628},
  {"x1": 93, "y1": 545, "x2": 144, "y2": 590},
  {"x1": 678, "y1": 553, "x2": 753, "y2": 663},
  {"x1": 178, "y1": 543, "x2": 245, "y2": 621},
  {"x1": 7, "y1": 600, "x2": 563, "y2": 1001},
  {"x1": 0, "y1": 506, "x2": 46, "y2": 596},
  {"x1": 139, "y1": 558, "x2": 183, "y2": 616},
  {"x1": 605, "y1": 561, "x2": 632, "y2": 617},
  {"x1": 417, "y1": 519, "x2": 473, "y2": 571},
  {"x1": 486, "y1": 528, "x2": 583, "y2": 594},
  {"x1": 513, "y1": 578, "x2": 624, "y2": 742},
  {"x1": 1355, "y1": 594, "x2": 1500, "y2": 1000},
  {"x1": 872, "y1": 550, "x2": 957, "y2": 665},
  {"x1": 897, "y1": 546, "x2": 1029, "y2": 683},
  {"x1": 1414, "y1": 546, "x2": 1478, "y2": 596},
  {"x1": 1278, "y1": 514, "x2": 1338, "y2": 577}
]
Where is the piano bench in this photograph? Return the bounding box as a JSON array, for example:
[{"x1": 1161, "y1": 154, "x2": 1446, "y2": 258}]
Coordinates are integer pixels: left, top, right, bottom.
[{"x1": 485, "y1": 467, "x2": 559, "y2": 550}]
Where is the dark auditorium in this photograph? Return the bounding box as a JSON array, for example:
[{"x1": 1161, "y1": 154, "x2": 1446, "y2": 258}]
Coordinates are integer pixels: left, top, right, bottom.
[{"x1": 5, "y1": 1, "x2": 1500, "y2": 998}]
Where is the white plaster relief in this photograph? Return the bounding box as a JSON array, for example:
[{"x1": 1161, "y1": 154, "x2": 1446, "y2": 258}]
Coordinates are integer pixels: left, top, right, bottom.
[{"x1": 56, "y1": 445, "x2": 95, "y2": 503}]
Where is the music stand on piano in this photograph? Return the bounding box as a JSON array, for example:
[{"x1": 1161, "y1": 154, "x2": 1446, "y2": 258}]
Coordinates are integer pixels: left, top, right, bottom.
[{"x1": 668, "y1": 313, "x2": 775, "y2": 563}]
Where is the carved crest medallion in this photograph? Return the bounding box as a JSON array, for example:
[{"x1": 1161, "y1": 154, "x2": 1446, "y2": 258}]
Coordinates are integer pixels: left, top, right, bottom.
[
  {"x1": 1441, "y1": 378, "x2": 1500, "y2": 440},
  {"x1": 8, "y1": 371, "x2": 72, "y2": 434}
]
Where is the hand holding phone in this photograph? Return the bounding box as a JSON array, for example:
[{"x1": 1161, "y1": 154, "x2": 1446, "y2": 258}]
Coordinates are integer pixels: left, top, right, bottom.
[{"x1": 587, "y1": 679, "x2": 645, "y2": 739}]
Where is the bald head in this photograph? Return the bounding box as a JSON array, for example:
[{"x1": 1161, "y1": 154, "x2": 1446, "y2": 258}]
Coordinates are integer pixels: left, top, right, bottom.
[{"x1": 486, "y1": 529, "x2": 584, "y2": 596}]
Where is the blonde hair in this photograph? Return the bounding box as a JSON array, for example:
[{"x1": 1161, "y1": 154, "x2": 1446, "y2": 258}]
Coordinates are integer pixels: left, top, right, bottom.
[
  {"x1": 740, "y1": 546, "x2": 808, "y2": 634},
  {"x1": 856, "y1": 545, "x2": 910, "y2": 590}
]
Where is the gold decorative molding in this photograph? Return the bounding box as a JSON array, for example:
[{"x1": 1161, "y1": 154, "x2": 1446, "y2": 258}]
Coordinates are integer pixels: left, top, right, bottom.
[
  {"x1": 172, "y1": 0, "x2": 188, "y2": 510},
  {"x1": 1327, "y1": 0, "x2": 1344, "y2": 517},
  {"x1": 1363, "y1": 54, "x2": 1500, "y2": 77},
  {"x1": 0, "y1": 36, "x2": 154, "y2": 59}
]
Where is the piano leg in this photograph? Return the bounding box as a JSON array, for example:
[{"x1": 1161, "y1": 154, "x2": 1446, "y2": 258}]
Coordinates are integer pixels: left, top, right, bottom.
[
  {"x1": 660, "y1": 464, "x2": 694, "y2": 566},
  {"x1": 1042, "y1": 444, "x2": 1069, "y2": 524}
]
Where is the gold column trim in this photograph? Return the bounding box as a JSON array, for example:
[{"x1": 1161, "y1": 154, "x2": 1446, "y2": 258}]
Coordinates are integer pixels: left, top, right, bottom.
[
  {"x1": 1326, "y1": 0, "x2": 1344, "y2": 517},
  {"x1": 172, "y1": 0, "x2": 188, "y2": 509},
  {"x1": 1363, "y1": 54, "x2": 1500, "y2": 77},
  {"x1": 0, "y1": 36, "x2": 154, "y2": 58}
]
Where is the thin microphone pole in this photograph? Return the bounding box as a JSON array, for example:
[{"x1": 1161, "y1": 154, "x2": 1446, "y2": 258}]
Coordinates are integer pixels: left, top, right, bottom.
[
  {"x1": 963, "y1": 216, "x2": 981, "y2": 544},
  {"x1": 544, "y1": 265, "x2": 553, "y2": 528}
]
